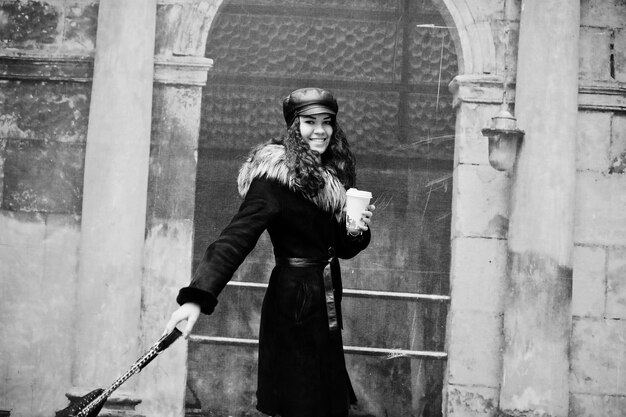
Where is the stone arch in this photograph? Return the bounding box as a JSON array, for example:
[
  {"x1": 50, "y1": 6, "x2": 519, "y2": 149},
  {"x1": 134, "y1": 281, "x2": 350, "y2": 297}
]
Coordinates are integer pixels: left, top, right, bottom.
[
  {"x1": 165, "y1": 0, "x2": 496, "y2": 76},
  {"x1": 153, "y1": 1, "x2": 496, "y2": 416},
  {"x1": 153, "y1": 0, "x2": 224, "y2": 59},
  {"x1": 177, "y1": 1, "x2": 463, "y2": 416},
  {"x1": 431, "y1": 0, "x2": 497, "y2": 75},
  {"x1": 171, "y1": 0, "x2": 224, "y2": 57}
]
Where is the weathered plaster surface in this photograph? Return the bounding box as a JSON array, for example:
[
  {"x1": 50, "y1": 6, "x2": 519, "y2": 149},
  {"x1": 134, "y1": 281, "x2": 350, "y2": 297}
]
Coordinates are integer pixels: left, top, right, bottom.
[
  {"x1": 606, "y1": 247, "x2": 626, "y2": 319},
  {"x1": 0, "y1": 81, "x2": 90, "y2": 142},
  {"x1": 579, "y1": 27, "x2": 613, "y2": 82},
  {"x1": 452, "y1": 163, "x2": 511, "y2": 239},
  {"x1": 454, "y1": 102, "x2": 501, "y2": 166},
  {"x1": 445, "y1": 309, "x2": 503, "y2": 387},
  {"x1": 449, "y1": 237, "x2": 507, "y2": 314},
  {"x1": 0, "y1": 211, "x2": 79, "y2": 416},
  {"x1": 611, "y1": 114, "x2": 626, "y2": 164},
  {"x1": 572, "y1": 245, "x2": 607, "y2": 318},
  {"x1": 616, "y1": 28, "x2": 626, "y2": 83},
  {"x1": 445, "y1": 385, "x2": 499, "y2": 416},
  {"x1": 0, "y1": 0, "x2": 98, "y2": 53},
  {"x1": 575, "y1": 172, "x2": 626, "y2": 246},
  {"x1": 137, "y1": 220, "x2": 194, "y2": 417},
  {"x1": 570, "y1": 392, "x2": 626, "y2": 417},
  {"x1": 576, "y1": 111, "x2": 613, "y2": 172},
  {"x1": 500, "y1": 251, "x2": 573, "y2": 417},
  {"x1": 580, "y1": 0, "x2": 626, "y2": 28},
  {"x1": 2, "y1": 140, "x2": 85, "y2": 213},
  {"x1": 571, "y1": 317, "x2": 626, "y2": 396}
]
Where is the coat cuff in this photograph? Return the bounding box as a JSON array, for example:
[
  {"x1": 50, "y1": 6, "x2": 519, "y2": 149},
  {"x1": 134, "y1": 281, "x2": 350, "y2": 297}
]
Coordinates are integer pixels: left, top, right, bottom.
[
  {"x1": 347, "y1": 227, "x2": 371, "y2": 245},
  {"x1": 176, "y1": 287, "x2": 218, "y2": 315}
]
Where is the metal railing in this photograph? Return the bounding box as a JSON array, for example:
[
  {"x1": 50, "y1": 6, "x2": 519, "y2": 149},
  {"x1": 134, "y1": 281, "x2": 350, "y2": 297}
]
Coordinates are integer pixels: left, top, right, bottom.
[
  {"x1": 226, "y1": 280, "x2": 450, "y2": 302},
  {"x1": 189, "y1": 280, "x2": 450, "y2": 360},
  {"x1": 190, "y1": 335, "x2": 447, "y2": 360}
]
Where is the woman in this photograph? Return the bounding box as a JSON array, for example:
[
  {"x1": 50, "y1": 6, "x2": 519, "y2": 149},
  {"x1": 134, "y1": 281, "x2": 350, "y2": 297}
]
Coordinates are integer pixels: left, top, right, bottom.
[{"x1": 164, "y1": 87, "x2": 374, "y2": 417}]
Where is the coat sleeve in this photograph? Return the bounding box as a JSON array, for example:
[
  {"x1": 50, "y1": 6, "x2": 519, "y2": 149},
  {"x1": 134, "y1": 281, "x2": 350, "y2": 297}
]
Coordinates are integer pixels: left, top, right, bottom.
[
  {"x1": 334, "y1": 217, "x2": 371, "y2": 259},
  {"x1": 177, "y1": 179, "x2": 280, "y2": 314}
]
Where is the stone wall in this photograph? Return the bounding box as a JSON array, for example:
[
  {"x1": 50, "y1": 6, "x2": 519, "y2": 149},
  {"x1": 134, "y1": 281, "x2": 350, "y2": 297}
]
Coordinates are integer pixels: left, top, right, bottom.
[
  {"x1": 0, "y1": 1, "x2": 213, "y2": 416},
  {"x1": 570, "y1": 1, "x2": 626, "y2": 415},
  {"x1": 0, "y1": 1, "x2": 96, "y2": 415},
  {"x1": 443, "y1": 0, "x2": 626, "y2": 416}
]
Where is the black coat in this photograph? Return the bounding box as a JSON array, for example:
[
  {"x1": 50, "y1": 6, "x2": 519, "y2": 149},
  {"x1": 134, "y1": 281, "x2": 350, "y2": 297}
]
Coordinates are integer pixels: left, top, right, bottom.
[{"x1": 177, "y1": 144, "x2": 371, "y2": 417}]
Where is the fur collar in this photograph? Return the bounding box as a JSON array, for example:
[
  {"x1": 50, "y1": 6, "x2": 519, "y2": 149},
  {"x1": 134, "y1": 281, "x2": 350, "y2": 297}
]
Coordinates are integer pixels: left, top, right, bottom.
[{"x1": 237, "y1": 144, "x2": 346, "y2": 218}]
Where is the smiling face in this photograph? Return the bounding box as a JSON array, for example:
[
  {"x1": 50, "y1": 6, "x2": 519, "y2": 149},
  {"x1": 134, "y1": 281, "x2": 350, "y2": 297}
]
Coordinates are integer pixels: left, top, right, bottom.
[{"x1": 299, "y1": 114, "x2": 334, "y2": 155}]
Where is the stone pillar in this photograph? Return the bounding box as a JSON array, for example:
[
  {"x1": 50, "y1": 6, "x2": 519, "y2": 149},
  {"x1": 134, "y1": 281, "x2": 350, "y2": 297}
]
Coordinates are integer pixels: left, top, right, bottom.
[
  {"x1": 136, "y1": 56, "x2": 213, "y2": 417},
  {"x1": 499, "y1": 1, "x2": 580, "y2": 416},
  {"x1": 132, "y1": 2, "x2": 223, "y2": 415},
  {"x1": 74, "y1": 0, "x2": 156, "y2": 410},
  {"x1": 443, "y1": 75, "x2": 510, "y2": 417}
]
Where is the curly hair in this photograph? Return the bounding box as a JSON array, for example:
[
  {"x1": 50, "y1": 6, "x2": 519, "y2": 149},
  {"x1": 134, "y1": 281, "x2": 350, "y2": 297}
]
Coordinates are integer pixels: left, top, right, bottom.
[{"x1": 270, "y1": 117, "x2": 356, "y2": 199}]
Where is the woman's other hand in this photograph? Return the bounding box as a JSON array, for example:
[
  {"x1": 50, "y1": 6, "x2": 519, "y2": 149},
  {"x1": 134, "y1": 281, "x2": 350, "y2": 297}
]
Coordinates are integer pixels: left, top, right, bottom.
[
  {"x1": 347, "y1": 204, "x2": 375, "y2": 235},
  {"x1": 163, "y1": 302, "x2": 201, "y2": 339}
]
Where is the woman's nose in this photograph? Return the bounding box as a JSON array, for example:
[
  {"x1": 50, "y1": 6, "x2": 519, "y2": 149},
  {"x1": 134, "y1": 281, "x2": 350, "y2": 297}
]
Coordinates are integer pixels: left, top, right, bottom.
[{"x1": 314, "y1": 124, "x2": 325, "y2": 133}]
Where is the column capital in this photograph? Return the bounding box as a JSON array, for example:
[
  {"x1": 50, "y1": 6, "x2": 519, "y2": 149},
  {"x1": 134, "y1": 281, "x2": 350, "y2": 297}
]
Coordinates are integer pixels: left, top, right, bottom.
[
  {"x1": 449, "y1": 74, "x2": 508, "y2": 107},
  {"x1": 154, "y1": 56, "x2": 213, "y2": 86}
]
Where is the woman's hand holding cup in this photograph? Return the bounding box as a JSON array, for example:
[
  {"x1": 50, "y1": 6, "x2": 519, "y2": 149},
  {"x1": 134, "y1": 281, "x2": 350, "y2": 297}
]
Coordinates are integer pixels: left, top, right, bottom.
[{"x1": 345, "y1": 188, "x2": 375, "y2": 235}]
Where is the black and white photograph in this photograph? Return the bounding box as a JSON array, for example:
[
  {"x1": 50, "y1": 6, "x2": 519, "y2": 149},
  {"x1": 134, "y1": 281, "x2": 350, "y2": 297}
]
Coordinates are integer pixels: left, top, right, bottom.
[{"x1": 0, "y1": 0, "x2": 624, "y2": 416}]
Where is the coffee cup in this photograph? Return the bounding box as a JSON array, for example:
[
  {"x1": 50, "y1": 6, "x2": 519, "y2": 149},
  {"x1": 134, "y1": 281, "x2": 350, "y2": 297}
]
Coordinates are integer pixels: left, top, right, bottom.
[{"x1": 345, "y1": 188, "x2": 372, "y2": 230}]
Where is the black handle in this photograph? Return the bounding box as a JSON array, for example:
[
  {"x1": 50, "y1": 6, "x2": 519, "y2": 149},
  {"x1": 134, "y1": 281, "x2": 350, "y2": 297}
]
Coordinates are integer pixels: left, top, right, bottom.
[
  {"x1": 156, "y1": 327, "x2": 183, "y2": 352},
  {"x1": 137, "y1": 328, "x2": 183, "y2": 372}
]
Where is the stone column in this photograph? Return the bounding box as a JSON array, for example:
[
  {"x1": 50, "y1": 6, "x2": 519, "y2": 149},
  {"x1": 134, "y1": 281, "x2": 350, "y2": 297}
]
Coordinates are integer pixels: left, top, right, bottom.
[
  {"x1": 499, "y1": 1, "x2": 580, "y2": 416},
  {"x1": 136, "y1": 56, "x2": 213, "y2": 417},
  {"x1": 443, "y1": 74, "x2": 510, "y2": 417},
  {"x1": 74, "y1": 0, "x2": 156, "y2": 412}
]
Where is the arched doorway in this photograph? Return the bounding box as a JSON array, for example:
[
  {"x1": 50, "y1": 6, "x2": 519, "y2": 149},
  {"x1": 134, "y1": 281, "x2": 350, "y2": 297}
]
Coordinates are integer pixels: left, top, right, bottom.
[{"x1": 187, "y1": 0, "x2": 458, "y2": 415}]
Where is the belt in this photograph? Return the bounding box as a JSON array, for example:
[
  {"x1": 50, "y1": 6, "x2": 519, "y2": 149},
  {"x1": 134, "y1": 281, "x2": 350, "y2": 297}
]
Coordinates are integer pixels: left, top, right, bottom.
[{"x1": 275, "y1": 254, "x2": 339, "y2": 333}]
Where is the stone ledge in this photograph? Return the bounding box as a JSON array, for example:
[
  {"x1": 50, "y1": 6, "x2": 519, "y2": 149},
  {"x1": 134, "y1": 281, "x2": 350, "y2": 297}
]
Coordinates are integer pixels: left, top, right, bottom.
[
  {"x1": 154, "y1": 56, "x2": 213, "y2": 86},
  {"x1": 0, "y1": 54, "x2": 214, "y2": 86},
  {"x1": 451, "y1": 76, "x2": 626, "y2": 112},
  {"x1": 579, "y1": 81, "x2": 626, "y2": 111},
  {"x1": 0, "y1": 54, "x2": 93, "y2": 82}
]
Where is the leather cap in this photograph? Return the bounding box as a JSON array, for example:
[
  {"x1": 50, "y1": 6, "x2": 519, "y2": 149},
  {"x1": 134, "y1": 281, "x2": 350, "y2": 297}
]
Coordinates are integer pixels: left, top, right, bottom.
[{"x1": 282, "y1": 87, "x2": 338, "y2": 126}]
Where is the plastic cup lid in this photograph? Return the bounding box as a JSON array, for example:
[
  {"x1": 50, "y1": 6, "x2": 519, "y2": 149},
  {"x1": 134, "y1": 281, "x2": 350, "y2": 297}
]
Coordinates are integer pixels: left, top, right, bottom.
[{"x1": 346, "y1": 188, "x2": 372, "y2": 198}]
